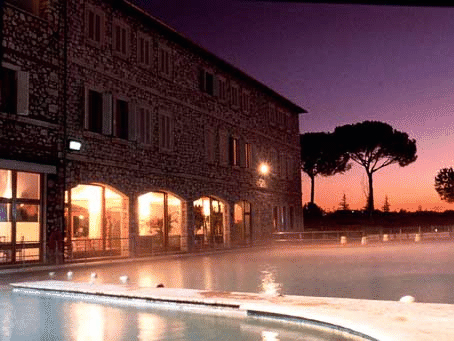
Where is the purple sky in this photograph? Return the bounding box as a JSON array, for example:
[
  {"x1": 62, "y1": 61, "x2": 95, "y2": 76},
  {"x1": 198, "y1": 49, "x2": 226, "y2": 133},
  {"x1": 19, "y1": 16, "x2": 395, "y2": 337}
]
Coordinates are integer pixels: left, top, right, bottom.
[{"x1": 131, "y1": 0, "x2": 454, "y2": 212}]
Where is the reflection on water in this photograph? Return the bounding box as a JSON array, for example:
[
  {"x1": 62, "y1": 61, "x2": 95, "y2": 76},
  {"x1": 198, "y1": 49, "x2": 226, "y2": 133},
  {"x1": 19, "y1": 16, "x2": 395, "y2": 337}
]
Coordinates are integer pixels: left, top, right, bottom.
[
  {"x1": 3, "y1": 242, "x2": 454, "y2": 340},
  {"x1": 260, "y1": 266, "x2": 282, "y2": 297},
  {"x1": 1, "y1": 288, "x2": 349, "y2": 341},
  {"x1": 74, "y1": 303, "x2": 104, "y2": 341},
  {"x1": 262, "y1": 330, "x2": 280, "y2": 341}
]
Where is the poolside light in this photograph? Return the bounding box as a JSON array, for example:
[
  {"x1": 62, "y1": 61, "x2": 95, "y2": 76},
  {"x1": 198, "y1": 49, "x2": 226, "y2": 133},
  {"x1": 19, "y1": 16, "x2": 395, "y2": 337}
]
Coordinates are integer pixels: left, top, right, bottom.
[
  {"x1": 120, "y1": 275, "x2": 129, "y2": 284},
  {"x1": 399, "y1": 295, "x2": 415, "y2": 303},
  {"x1": 49, "y1": 272, "x2": 56, "y2": 278},
  {"x1": 67, "y1": 271, "x2": 73, "y2": 280},
  {"x1": 90, "y1": 272, "x2": 97, "y2": 284}
]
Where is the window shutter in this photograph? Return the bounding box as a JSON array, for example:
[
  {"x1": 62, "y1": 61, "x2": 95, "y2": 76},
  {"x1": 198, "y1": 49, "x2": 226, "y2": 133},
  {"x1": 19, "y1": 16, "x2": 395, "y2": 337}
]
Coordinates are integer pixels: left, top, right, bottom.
[
  {"x1": 205, "y1": 128, "x2": 215, "y2": 164},
  {"x1": 84, "y1": 87, "x2": 89, "y2": 129},
  {"x1": 102, "y1": 92, "x2": 112, "y2": 135},
  {"x1": 128, "y1": 101, "x2": 137, "y2": 141},
  {"x1": 146, "y1": 109, "x2": 152, "y2": 144},
  {"x1": 239, "y1": 139, "x2": 246, "y2": 168},
  {"x1": 219, "y1": 130, "x2": 228, "y2": 166},
  {"x1": 199, "y1": 68, "x2": 205, "y2": 91},
  {"x1": 16, "y1": 71, "x2": 29, "y2": 115},
  {"x1": 213, "y1": 75, "x2": 219, "y2": 97}
]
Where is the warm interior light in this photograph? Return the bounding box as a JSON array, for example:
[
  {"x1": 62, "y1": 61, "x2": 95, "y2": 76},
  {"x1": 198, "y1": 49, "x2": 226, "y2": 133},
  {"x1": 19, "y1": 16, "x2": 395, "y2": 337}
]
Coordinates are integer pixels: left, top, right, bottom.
[
  {"x1": 259, "y1": 163, "x2": 270, "y2": 175},
  {"x1": 69, "y1": 140, "x2": 82, "y2": 151}
]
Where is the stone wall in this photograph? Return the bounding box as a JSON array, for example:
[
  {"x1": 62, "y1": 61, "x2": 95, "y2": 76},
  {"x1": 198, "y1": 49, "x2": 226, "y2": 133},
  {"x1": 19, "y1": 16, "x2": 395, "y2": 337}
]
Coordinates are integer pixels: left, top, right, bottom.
[{"x1": 64, "y1": 0, "x2": 304, "y2": 245}]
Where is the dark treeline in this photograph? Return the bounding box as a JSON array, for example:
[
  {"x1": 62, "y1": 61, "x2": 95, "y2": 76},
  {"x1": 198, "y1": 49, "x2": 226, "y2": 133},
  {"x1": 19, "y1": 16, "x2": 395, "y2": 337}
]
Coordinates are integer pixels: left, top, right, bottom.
[{"x1": 303, "y1": 203, "x2": 454, "y2": 232}]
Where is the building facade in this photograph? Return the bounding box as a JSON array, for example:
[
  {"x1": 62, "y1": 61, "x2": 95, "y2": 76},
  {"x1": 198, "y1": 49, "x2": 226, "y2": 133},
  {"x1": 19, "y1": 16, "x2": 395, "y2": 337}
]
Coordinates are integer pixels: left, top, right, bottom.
[{"x1": 0, "y1": 0, "x2": 305, "y2": 265}]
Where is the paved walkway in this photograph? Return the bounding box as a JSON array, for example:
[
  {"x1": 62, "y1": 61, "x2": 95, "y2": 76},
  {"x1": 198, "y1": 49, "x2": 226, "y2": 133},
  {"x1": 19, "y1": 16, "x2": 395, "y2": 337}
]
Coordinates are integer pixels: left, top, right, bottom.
[{"x1": 10, "y1": 280, "x2": 454, "y2": 341}]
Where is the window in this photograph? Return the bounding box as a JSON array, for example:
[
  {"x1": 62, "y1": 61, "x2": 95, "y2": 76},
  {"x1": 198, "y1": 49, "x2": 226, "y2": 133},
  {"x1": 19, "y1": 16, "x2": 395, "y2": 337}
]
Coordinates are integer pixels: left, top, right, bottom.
[
  {"x1": 199, "y1": 69, "x2": 214, "y2": 96},
  {"x1": 279, "y1": 153, "x2": 286, "y2": 178},
  {"x1": 137, "y1": 107, "x2": 152, "y2": 144},
  {"x1": 87, "y1": 90, "x2": 103, "y2": 134},
  {"x1": 289, "y1": 206, "x2": 294, "y2": 230},
  {"x1": 159, "y1": 112, "x2": 174, "y2": 151},
  {"x1": 137, "y1": 33, "x2": 152, "y2": 68},
  {"x1": 287, "y1": 156, "x2": 294, "y2": 180},
  {"x1": 113, "y1": 20, "x2": 129, "y2": 58},
  {"x1": 245, "y1": 143, "x2": 252, "y2": 169},
  {"x1": 219, "y1": 130, "x2": 229, "y2": 166},
  {"x1": 241, "y1": 90, "x2": 250, "y2": 113},
  {"x1": 229, "y1": 137, "x2": 240, "y2": 166},
  {"x1": 268, "y1": 104, "x2": 277, "y2": 126},
  {"x1": 85, "y1": 5, "x2": 104, "y2": 46},
  {"x1": 158, "y1": 45, "x2": 172, "y2": 78},
  {"x1": 0, "y1": 66, "x2": 29, "y2": 115},
  {"x1": 8, "y1": 0, "x2": 41, "y2": 16},
  {"x1": 114, "y1": 99, "x2": 129, "y2": 139},
  {"x1": 205, "y1": 128, "x2": 216, "y2": 164},
  {"x1": 231, "y1": 84, "x2": 240, "y2": 108},
  {"x1": 0, "y1": 169, "x2": 42, "y2": 263},
  {"x1": 217, "y1": 76, "x2": 227, "y2": 101}
]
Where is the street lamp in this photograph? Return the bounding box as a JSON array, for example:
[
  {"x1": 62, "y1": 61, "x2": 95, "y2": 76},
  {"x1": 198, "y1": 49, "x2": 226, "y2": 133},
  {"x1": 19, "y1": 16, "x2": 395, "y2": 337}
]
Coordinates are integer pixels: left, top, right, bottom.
[{"x1": 259, "y1": 163, "x2": 270, "y2": 175}]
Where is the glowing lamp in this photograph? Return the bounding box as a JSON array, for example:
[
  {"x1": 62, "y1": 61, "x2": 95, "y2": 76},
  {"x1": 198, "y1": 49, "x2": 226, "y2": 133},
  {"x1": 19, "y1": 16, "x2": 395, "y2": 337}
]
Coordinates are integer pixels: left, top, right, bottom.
[
  {"x1": 259, "y1": 163, "x2": 269, "y2": 175},
  {"x1": 68, "y1": 140, "x2": 82, "y2": 151}
]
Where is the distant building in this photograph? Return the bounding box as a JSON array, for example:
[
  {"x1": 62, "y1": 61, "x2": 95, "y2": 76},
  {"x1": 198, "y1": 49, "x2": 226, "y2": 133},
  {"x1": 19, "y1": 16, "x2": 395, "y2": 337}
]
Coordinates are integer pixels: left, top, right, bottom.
[{"x1": 0, "y1": 0, "x2": 306, "y2": 265}]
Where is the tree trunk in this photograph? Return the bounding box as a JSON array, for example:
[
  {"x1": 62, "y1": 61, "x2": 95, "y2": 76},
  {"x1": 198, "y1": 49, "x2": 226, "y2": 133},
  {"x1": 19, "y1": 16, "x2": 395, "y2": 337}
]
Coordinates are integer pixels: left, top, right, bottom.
[
  {"x1": 310, "y1": 175, "x2": 315, "y2": 204},
  {"x1": 367, "y1": 172, "x2": 374, "y2": 214}
]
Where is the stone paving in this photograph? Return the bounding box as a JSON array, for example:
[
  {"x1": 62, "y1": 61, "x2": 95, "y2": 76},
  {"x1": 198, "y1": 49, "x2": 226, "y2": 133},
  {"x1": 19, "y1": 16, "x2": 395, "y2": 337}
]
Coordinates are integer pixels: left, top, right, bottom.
[{"x1": 10, "y1": 280, "x2": 454, "y2": 341}]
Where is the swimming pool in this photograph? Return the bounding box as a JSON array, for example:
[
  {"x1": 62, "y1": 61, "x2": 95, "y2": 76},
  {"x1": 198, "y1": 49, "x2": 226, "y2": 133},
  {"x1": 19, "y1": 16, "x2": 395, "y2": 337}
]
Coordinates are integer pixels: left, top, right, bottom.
[{"x1": 2, "y1": 241, "x2": 454, "y2": 340}]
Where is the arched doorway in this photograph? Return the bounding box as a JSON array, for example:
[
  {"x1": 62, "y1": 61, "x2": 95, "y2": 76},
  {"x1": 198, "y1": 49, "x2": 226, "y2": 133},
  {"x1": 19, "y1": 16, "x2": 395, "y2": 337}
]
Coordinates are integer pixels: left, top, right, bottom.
[
  {"x1": 233, "y1": 201, "x2": 252, "y2": 244},
  {"x1": 65, "y1": 184, "x2": 129, "y2": 259},
  {"x1": 193, "y1": 197, "x2": 225, "y2": 248},
  {"x1": 137, "y1": 191, "x2": 182, "y2": 254}
]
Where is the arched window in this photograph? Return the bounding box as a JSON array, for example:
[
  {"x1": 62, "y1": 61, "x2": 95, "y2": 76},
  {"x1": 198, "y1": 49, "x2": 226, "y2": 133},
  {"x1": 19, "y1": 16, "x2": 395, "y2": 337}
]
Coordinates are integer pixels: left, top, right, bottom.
[
  {"x1": 233, "y1": 201, "x2": 251, "y2": 244},
  {"x1": 137, "y1": 191, "x2": 182, "y2": 253},
  {"x1": 65, "y1": 184, "x2": 129, "y2": 258},
  {"x1": 193, "y1": 197, "x2": 225, "y2": 248}
]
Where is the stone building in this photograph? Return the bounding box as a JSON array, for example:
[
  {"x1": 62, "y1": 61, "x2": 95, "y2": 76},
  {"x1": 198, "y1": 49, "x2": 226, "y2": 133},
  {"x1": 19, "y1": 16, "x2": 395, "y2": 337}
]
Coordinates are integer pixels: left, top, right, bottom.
[{"x1": 0, "y1": 0, "x2": 305, "y2": 265}]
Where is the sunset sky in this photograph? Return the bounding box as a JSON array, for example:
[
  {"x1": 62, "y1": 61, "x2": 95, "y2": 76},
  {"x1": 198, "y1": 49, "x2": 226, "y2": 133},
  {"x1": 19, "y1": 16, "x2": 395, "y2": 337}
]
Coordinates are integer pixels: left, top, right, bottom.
[{"x1": 132, "y1": 0, "x2": 454, "y2": 212}]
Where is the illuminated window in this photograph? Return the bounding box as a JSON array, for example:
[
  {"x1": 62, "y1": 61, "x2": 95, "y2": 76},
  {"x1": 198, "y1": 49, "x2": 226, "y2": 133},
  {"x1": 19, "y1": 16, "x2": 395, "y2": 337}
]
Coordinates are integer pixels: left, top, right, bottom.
[
  {"x1": 193, "y1": 197, "x2": 225, "y2": 247},
  {"x1": 138, "y1": 192, "x2": 182, "y2": 251},
  {"x1": 66, "y1": 184, "x2": 129, "y2": 256},
  {"x1": 233, "y1": 201, "x2": 251, "y2": 243},
  {"x1": 0, "y1": 169, "x2": 41, "y2": 263}
]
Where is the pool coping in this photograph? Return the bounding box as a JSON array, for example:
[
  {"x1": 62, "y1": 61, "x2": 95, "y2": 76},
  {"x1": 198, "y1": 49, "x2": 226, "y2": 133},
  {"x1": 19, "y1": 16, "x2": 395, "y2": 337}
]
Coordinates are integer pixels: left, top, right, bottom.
[{"x1": 10, "y1": 280, "x2": 454, "y2": 341}]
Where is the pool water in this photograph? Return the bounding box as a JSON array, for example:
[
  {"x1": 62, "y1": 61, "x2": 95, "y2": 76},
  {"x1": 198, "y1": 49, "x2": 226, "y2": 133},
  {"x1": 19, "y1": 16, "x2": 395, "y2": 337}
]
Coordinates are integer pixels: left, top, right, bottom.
[
  {"x1": 2, "y1": 286, "x2": 350, "y2": 341},
  {"x1": 2, "y1": 241, "x2": 454, "y2": 340}
]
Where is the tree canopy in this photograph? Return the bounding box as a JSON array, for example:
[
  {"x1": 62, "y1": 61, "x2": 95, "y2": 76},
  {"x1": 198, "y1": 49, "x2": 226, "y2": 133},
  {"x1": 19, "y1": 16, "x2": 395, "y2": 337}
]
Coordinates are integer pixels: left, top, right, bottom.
[
  {"x1": 435, "y1": 167, "x2": 454, "y2": 203},
  {"x1": 300, "y1": 132, "x2": 350, "y2": 204},
  {"x1": 334, "y1": 121, "x2": 417, "y2": 213}
]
